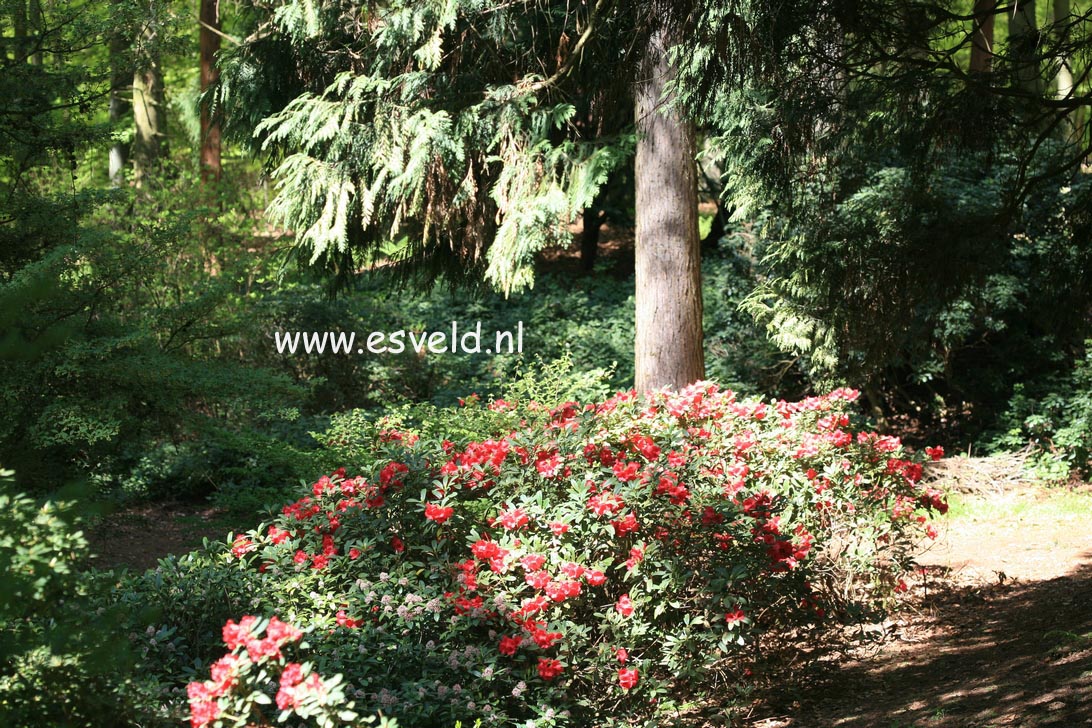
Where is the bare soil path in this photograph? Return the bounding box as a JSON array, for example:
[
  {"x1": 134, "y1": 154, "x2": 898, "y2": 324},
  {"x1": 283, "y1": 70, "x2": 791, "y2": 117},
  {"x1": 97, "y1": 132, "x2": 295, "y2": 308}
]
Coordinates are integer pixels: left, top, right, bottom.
[{"x1": 748, "y1": 478, "x2": 1092, "y2": 728}]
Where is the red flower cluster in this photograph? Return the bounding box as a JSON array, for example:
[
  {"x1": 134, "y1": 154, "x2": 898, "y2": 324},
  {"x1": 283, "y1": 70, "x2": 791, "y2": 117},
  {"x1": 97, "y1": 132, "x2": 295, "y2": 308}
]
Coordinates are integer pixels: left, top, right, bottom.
[{"x1": 276, "y1": 662, "x2": 325, "y2": 710}]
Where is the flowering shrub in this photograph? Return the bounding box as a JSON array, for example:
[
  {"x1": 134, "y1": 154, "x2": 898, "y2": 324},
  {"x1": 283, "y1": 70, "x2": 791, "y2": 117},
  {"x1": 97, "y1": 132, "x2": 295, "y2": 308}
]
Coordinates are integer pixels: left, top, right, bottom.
[
  {"x1": 185, "y1": 383, "x2": 945, "y2": 726},
  {"x1": 185, "y1": 615, "x2": 394, "y2": 728}
]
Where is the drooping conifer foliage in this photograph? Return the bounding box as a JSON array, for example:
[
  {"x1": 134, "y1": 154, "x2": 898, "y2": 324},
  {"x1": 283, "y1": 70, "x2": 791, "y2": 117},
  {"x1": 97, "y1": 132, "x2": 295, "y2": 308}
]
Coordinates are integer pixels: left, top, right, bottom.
[{"x1": 219, "y1": 0, "x2": 647, "y2": 293}]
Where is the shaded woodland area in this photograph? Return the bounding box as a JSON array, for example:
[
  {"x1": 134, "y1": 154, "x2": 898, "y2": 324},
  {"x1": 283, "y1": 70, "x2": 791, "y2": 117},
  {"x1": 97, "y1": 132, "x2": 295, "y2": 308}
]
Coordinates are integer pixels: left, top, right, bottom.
[{"x1": 2, "y1": 2, "x2": 1091, "y2": 727}]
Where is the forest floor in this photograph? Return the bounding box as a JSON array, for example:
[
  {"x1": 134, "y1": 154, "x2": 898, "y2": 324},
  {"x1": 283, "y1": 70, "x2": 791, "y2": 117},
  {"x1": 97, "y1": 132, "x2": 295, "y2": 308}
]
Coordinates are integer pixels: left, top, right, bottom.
[{"x1": 747, "y1": 458, "x2": 1092, "y2": 728}]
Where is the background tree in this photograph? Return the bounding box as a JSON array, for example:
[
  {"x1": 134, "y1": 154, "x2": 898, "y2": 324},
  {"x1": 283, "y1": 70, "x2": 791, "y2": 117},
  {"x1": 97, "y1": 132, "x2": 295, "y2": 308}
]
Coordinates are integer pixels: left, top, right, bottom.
[
  {"x1": 218, "y1": 0, "x2": 709, "y2": 390},
  {"x1": 199, "y1": 0, "x2": 221, "y2": 183}
]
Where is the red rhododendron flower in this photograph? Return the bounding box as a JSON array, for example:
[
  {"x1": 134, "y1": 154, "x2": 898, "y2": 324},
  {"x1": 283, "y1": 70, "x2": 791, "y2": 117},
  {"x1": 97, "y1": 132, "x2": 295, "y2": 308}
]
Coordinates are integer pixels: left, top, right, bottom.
[
  {"x1": 206, "y1": 653, "x2": 239, "y2": 695},
  {"x1": 336, "y1": 609, "x2": 362, "y2": 628},
  {"x1": 548, "y1": 521, "x2": 571, "y2": 536},
  {"x1": 498, "y1": 635, "x2": 522, "y2": 656},
  {"x1": 531, "y1": 628, "x2": 563, "y2": 649},
  {"x1": 293, "y1": 550, "x2": 308, "y2": 564},
  {"x1": 559, "y1": 561, "x2": 584, "y2": 579},
  {"x1": 537, "y1": 657, "x2": 563, "y2": 680},
  {"x1": 615, "y1": 594, "x2": 634, "y2": 617},
  {"x1": 612, "y1": 460, "x2": 640, "y2": 481},
  {"x1": 391, "y1": 535, "x2": 405, "y2": 553},
  {"x1": 520, "y1": 596, "x2": 549, "y2": 615},
  {"x1": 222, "y1": 616, "x2": 258, "y2": 650},
  {"x1": 611, "y1": 512, "x2": 640, "y2": 536},
  {"x1": 187, "y1": 691, "x2": 220, "y2": 728},
  {"x1": 585, "y1": 569, "x2": 606, "y2": 586},
  {"x1": 525, "y1": 570, "x2": 551, "y2": 589},
  {"x1": 615, "y1": 647, "x2": 629, "y2": 663},
  {"x1": 618, "y1": 667, "x2": 640, "y2": 690},
  {"x1": 497, "y1": 506, "x2": 530, "y2": 530},
  {"x1": 425, "y1": 502, "x2": 454, "y2": 524},
  {"x1": 925, "y1": 446, "x2": 944, "y2": 461},
  {"x1": 520, "y1": 554, "x2": 547, "y2": 572},
  {"x1": 471, "y1": 539, "x2": 501, "y2": 560},
  {"x1": 266, "y1": 616, "x2": 303, "y2": 645},
  {"x1": 267, "y1": 526, "x2": 291, "y2": 544},
  {"x1": 230, "y1": 536, "x2": 255, "y2": 558},
  {"x1": 276, "y1": 664, "x2": 324, "y2": 710},
  {"x1": 724, "y1": 607, "x2": 746, "y2": 625},
  {"x1": 588, "y1": 491, "x2": 624, "y2": 517},
  {"x1": 380, "y1": 462, "x2": 409, "y2": 488},
  {"x1": 535, "y1": 450, "x2": 563, "y2": 477}
]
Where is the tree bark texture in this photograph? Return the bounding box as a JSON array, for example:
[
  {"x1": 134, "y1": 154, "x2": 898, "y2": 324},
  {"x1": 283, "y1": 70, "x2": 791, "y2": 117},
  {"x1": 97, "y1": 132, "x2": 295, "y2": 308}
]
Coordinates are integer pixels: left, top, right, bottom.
[
  {"x1": 1009, "y1": 0, "x2": 1042, "y2": 95},
  {"x1": 969, "y1": 0, "x2": 996, "y2": 74},
  {"x1": 108, "y1": 5, "x2": 130, "y2": 186},
  {"x1": 132, "y1": 22, "x2": 167, "y2": 185},
  {"x1": 580, "y1": 206, "x2": 600, "y2": 272},
  {"x1": 199, "y1": 0, "x2": 221, "y2": 183},
  {"x1": 634, "y1": 29, "x2": 704, "y2": 393}
]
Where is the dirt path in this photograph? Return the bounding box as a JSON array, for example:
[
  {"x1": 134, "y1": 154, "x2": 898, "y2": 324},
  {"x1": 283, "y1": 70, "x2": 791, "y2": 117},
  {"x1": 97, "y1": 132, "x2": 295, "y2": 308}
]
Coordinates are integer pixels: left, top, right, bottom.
[
  {"x1": 748, "y1": 483, "x2": 1092, "y2": 727},
  {"x1": 86, "y1": 501, "x2": 244, "y2": 571}
]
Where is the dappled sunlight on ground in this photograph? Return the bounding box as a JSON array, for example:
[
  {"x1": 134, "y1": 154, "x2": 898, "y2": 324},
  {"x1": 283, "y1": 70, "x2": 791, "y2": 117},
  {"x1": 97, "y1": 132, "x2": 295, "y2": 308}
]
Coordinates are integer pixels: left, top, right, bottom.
[{"x1": 747, "y1": 483, "x2": 1092, "y2": 727}]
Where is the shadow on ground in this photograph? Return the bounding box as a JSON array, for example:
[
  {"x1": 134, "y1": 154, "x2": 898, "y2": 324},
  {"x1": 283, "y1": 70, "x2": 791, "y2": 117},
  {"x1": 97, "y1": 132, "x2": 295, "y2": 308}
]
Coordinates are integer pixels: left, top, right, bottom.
[{"x1": 749, "y1": 552, "x2": 1092, "y2": 727}]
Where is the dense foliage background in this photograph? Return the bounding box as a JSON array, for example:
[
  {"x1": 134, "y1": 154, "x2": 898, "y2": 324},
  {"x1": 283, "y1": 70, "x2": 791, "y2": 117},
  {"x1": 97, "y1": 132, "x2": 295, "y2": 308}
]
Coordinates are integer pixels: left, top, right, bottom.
[{"x1": 2, "y1": 0, "x2": 1091, "y2": 726}]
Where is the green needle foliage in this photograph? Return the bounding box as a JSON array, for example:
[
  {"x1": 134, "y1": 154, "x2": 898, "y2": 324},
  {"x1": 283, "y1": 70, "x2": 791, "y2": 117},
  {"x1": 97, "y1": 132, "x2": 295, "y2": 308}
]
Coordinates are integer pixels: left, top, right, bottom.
[{"x1": 218, "y1": 0, "x2": 651, "y2": 294}]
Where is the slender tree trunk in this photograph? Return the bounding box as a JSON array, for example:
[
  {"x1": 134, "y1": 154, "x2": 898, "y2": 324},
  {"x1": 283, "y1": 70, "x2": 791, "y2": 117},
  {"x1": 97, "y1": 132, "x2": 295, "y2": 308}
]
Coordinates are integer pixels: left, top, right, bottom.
[
  {"x1": 1050, "y1": 0, "x2": 1081, "y2": 140},
  {"x1": 634, "y1": 27, "x2": 704, "y2": 392},
  {"x1": 580, "y1": 206, "x2": 600, "y2": 272},
  {"x1": 132, "y1": 24, "x2": 167, "y2": 185},
  {"x1": 13, "y1": 1, "x2": 28, "y2": 62},
  {"x1": 969, "y1": 0, "x2": 995, "y2": 74},
  {"x1": 1009, "y1": 0, "x2": 1042, "y2": 95},
  {"x1": 108, "y1": 6, "x2": 130, "y2": 186},
  {"x1": 27, "y1": 0, "x2": 41, "y2": 66},
  {"x1": 199, "y1": 0, "x2": 221, "y2": 183}
]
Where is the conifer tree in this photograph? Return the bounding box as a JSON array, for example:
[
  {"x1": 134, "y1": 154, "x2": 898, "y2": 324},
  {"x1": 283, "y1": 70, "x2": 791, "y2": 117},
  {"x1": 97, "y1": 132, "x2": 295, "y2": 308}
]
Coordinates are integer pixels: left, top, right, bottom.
[{"x1": 219, "y1": 1, "x2": 708, "y2": 389}]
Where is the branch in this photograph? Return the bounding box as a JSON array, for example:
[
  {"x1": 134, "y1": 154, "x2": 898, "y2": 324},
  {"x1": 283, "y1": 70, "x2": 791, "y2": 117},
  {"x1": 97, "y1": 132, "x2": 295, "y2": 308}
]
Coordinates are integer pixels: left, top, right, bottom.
[{"x1": 522, "y1": 0, "x2": 612, "y2": 94}]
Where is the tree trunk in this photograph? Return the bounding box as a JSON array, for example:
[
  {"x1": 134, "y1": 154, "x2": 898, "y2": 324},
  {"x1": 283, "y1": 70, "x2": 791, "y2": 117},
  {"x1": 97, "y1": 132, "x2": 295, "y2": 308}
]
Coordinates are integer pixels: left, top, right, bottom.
[
  {"x1": 199, "y1": 0, "x2": 221, "y2": 183},
  {"x1": 1009, "y1": 0, "x2": 1042, "y2": 95},
  {"x1": 1050, "y1": 0, "x2": 1081, "y2": 140},
  {"x1": 108, "y1": 5, "x2": 130, "y2": 186},
  {"x1": 132, "y1": 24, "x2": 167, "y2": 185},
  {"x1": 580, "y1": 206, "x2": 600, "y2": 272},
  {"x1": 634, "y1": 28, "x2": 704, "y2": 393},
  {"x1": 27, "y1": 0, "x2": 41, "y2": 66},
  {"x1": 13, "y1": 1, "x2": 28, "y2": 62},
  {"x1": 969, "y1": 0, "x2": 995, "y2": 74}
]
